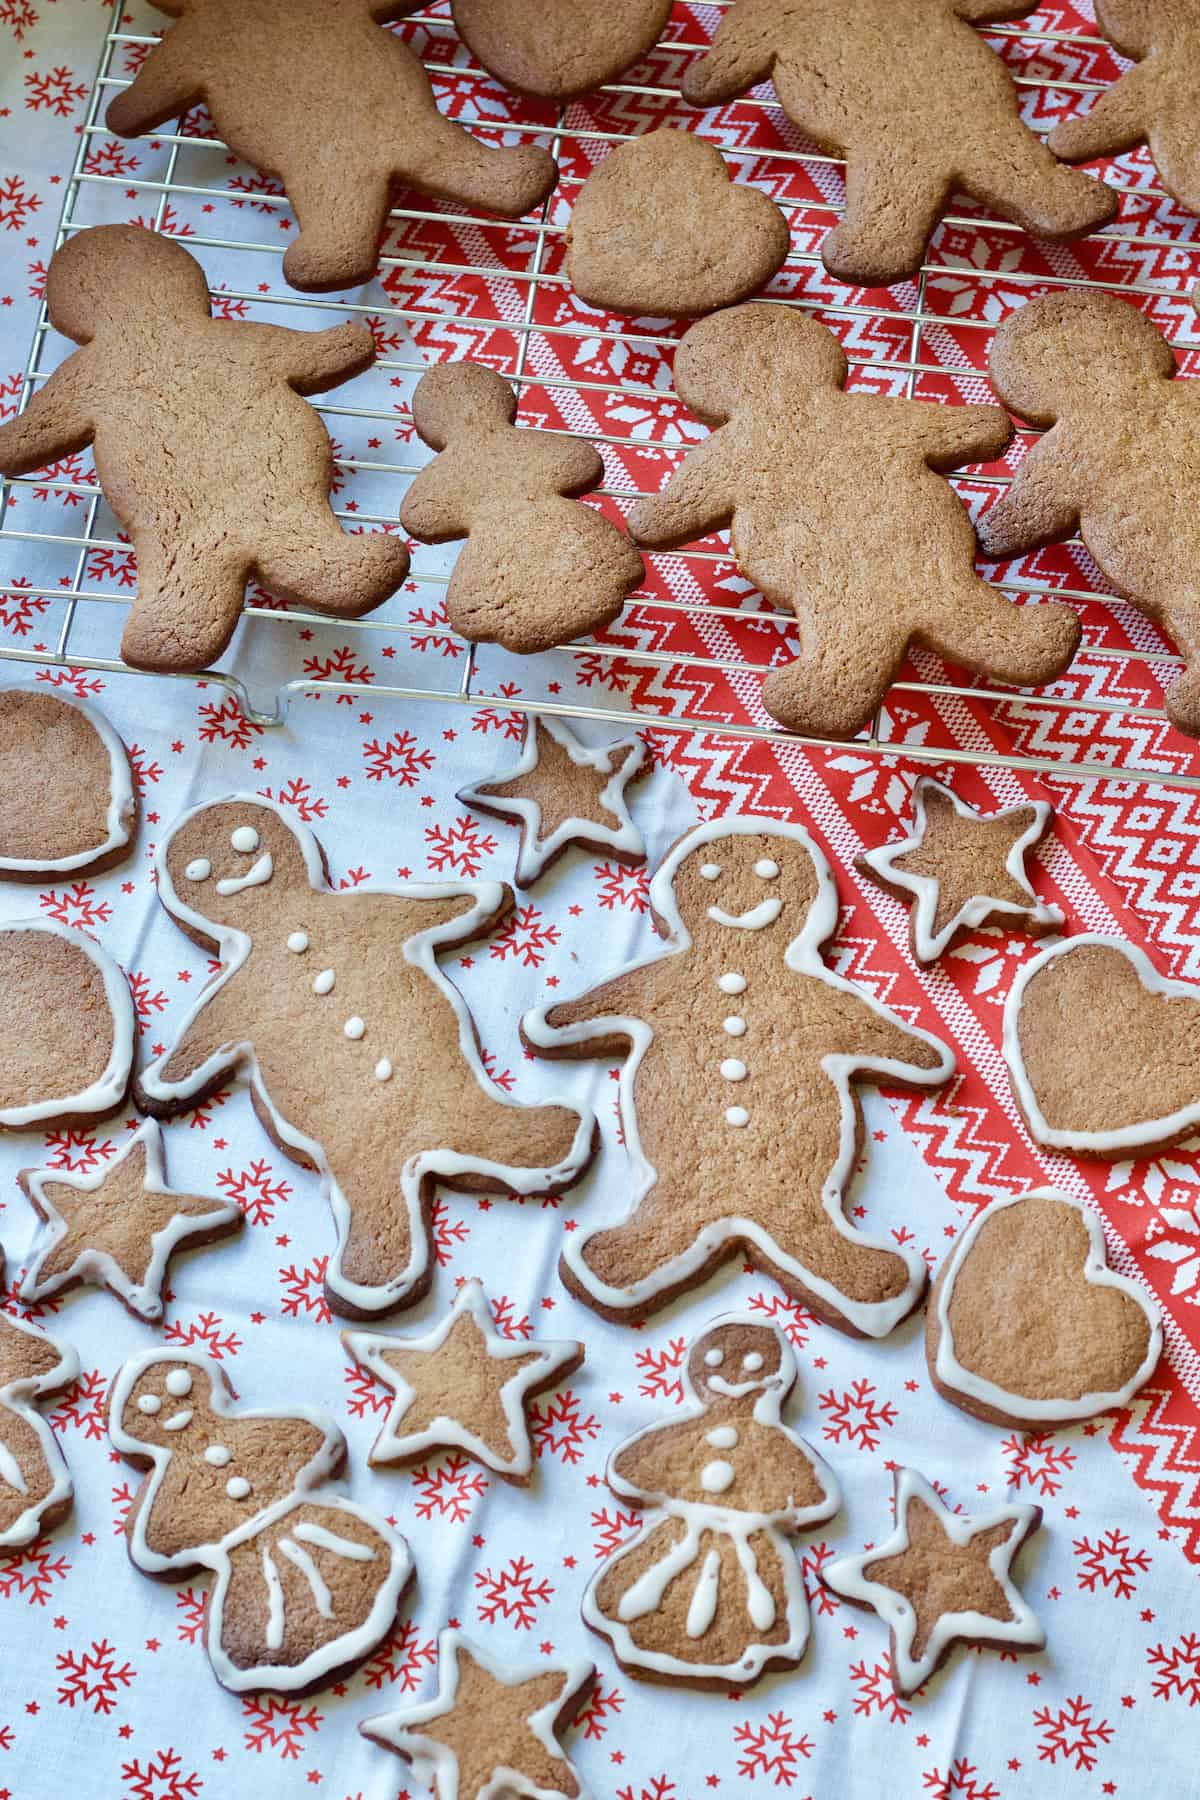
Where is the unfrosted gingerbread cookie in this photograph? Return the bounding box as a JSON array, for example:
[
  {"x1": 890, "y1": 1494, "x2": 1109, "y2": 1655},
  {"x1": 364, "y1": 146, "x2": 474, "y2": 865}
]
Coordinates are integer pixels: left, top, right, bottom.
[
  {"x1": 627, "y1": 304, "x2": 1080, "y2": 740},
  {"x1": 0, "y1": 1253, "x2": 78, "y2": 1548},
  {"x1": 926, "y1": 1191, "x2": 1162, "y2": 1428},
  {"x1": 566, "y1": 131, "x2": 790, "y2": 317},
  {"x1": 400, "y1": 362, "x2": 643, "y2": 655},
  {"x1": 452, "y1": 0, "x2": 672, "y2": 100},
  {"x1": 0, "y1": 227, "x2": 410, "y2": 674},
  {"x1": 823, "y1": 1469, "x2": 1044, "y2": 1697},
  {"x1": 0, "y1": 918, "x2": 134, "y2": 1131},
  {"x1": 524, "y1": 817, "x2": 955, "y2": 1337},
  {"x1": 107, "y1": 0, "x2": 558, "y2": 292},
  {"x1": 0, "y1": 688, "x2": 136, "y2": 881},
  {"x1": 857, "y1": 777, "x2": 1063, "y2": 963}
]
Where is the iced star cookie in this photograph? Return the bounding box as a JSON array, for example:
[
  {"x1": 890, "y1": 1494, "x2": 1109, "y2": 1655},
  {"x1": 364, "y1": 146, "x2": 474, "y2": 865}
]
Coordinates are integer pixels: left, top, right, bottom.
[
  {"x1": 823, "y1": 1469, "x2": 1044, "y2": 1697},
  {"x1": 0, "y1": 1254, "x2": 79, "y2": 1548},
  {"x1": 857, "y1": 778, "x2": 1063, "y2": 964},
  {"x1": 458, "y1": 714, "x2": 648, "y2": 888},
  {"x1": 0, "y1": 918, "x2": 134, "y2": 1132},
  {"x1": 362, "y1": 1628, "x2": 595, "y2": 1799},
  {"x1": 524, "y1": 817, "x2": 955, "y2": 1337},
  {"x1": 452, "y1": 0, "x2": 672, "y2": 100},
  {"x1": 583, "y1": 1313, "x2": 839, "y2": 1688},
  {"x1": 108, "y1": 1348, "x2": 413, "y2": 1694},
  {"x1": 136, "y1": 797, "x2": 594, "y2": 1318},
  {"x1": 0, "y1": 687, "x2": 136, "y2": 881},
  {"x1": 343, "y1": 1278, "x2": 583, "y2": 1483},
  {"x1": 17, "y1": 1120, "x2": 242, "y2": 1322},
  {"x1": 926, "y1": 1192, "x2": 1162, "y2": 1429}
]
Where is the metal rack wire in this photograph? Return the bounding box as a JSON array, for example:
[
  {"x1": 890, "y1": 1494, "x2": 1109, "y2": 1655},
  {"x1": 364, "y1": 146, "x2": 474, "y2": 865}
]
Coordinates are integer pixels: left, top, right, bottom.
[{"x1": 2, "y1": 0, "x2": 1199, "y2": 790}]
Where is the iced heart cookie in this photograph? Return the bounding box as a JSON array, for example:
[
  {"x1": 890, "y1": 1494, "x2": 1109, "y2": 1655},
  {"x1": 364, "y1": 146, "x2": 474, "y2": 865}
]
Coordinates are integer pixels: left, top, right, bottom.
[
  {"x1": 362, "y1": 1629, "x2": 595, "y2": 1799},
  {"x1": 106, "y1": 1, "x2": 558, "y2": 292},
  {"x1": 343, "y1": 1277, "x2": 583, "y2": 1483},
  {"x1": 136, "y1": 796, "x2": 595, "y2": 1318},
  {"x1": 0, "y1": 918, "x2": 134, "y2": 1131},
  {"x1": 0, "y1": 687, "x2": 136, "y2": 881},
  {"x1": 0, "y1": 1253, "x2": 79, "y2": 1548},
  {"x1": 108, "y1": 1348, "x2": 413, "y2": 1694},
  {"x1": 857, "y1": 777, "x2": 1063, "y2": 964},
  {"x1": 583, "y1": 1313, "x2": 839, "y2": 1688},
  {"x1": 400, "y1": 361, "x2": 644, "y2": 655},
  {"x1": 0, "y1": 227, "x2": 410, "y2": 673},
  {"x1": 681, "y1": 0, "x2": 1117, "y2": 286},
  {"x1": 626, "y1": 304, "x2": 1080, "y2": 739},
  {"x1": 458, "y1": 713, "x2": 648, "y2": 887},
  {"x1": 17, "y1": 1120, "x2": 242, "y2": 1323},
  {"x1": 1005, "y1": 934, "x2": 1200, "y2": 1157},
  {"x1": 452, "y1": 0, "x2": 672, "y2": 100},
  {"x1": 823, "y1": 1469, "x2": 1044, "y2": 1697},
  {"x1": 566, "y1": 131, "x2": 790, "y2": 317},
  {"x1": 926, "y1": 1191, "x2": 1162, "y2": 1428},
  {"x1": 524, "y1": 816, "x2": 955, "y2": 1337}
]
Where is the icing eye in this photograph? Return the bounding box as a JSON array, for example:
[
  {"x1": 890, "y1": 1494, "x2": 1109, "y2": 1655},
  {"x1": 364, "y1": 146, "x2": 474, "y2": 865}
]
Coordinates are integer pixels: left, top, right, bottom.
[
  {"x1": 742, "y1": 1352, "x2": 764, "y2": 1372},
  {"x1": 184, "y1": 859, "x2": 211, "y2": 883},
  {"x1": 165, "y1": 1369, "x2": 193, "y2": 1398},
  {"x1": 230, "y1": 826, "x2": 259, "y2": 854},
  {"x1": 703, "y1": 1347, "x2": 724, "y2": 1367},
  {"x1": 754, "y1": 859, "x2": 780, "y2": 879},
  {"x1": 136, "y1": 1393, "x2": 161, "y2": 1416},
  {"x1": 699, "y1": 863, "x2": 722, "y2": 881}
]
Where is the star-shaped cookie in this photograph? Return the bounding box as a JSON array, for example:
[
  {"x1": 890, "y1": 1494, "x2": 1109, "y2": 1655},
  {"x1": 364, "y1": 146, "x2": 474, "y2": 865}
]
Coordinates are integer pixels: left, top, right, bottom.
[
  {"x1": 823, "y1": 1469, "x2": 1044, "y2": 1696},
  {"x1": 342, "y1": 1279, "x2": 583, "y2": 1484},
  {"x1": 857, "y1": 778, "x2": 1063, "y2": 964},
  {"x1": 17, "y1": 1121, "x2": 242, "y2": 1321},
  {"x1": 458, "y1": 714, "x2": 648, "y2": 887},
  {"x1": 362, "y1": 1629, "x2": 594, "y2": 1800}
]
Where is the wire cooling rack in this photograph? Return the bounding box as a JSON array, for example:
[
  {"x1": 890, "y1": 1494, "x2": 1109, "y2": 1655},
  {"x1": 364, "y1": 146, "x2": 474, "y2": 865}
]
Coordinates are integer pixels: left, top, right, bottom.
[{"x1": 3, "y1": 0, "x2": 1200, "y2": 791}]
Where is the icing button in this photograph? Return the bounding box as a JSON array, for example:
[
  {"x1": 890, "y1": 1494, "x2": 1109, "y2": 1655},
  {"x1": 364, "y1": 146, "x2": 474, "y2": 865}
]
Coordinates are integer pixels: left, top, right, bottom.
[
  {"x1": 374, "y1": 1058, "x2": 393, "y2": 1082},
  {"x1": 720, "y1": 1058, "x2": 747, "y2": 1082},
  {"x1": 287, "y1": 931, "x2": 309, "y2": 954},
  {"x1": 204, "y1": 1445, "x2": 232, "y2": 1468},
  {"x1": 226, "y1": 1476, "x2": 252, "y2": 1501},
  {"x1": 344, "y1": 1016, "x2": 366, "y2": 1041},
  {"x1": 723, "y1": 1016, "x2": 747, "y2": 1037},
  {"x1": 700, "y1": 1459, "x2": 736, "y2": 1494},
  {"x1": 725, "y1": 1105, "x2": 750, "y2": 1128},
  {"x1": 717, "y1": 972, "x2": 747, "y2": 995},
  {"x1": 313, "y1": 968, "x2": 335, "y2": 996}
]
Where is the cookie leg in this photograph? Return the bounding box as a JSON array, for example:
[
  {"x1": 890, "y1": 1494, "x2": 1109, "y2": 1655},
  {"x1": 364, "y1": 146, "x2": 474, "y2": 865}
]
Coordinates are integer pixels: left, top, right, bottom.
[
  {"x1": 760, "y1": 623, "x2": 906, "y2": 740},
  {"x1": 923, "y1": 581, "x2": 1080, "y2": 687},
  {"x1": 577, "y1": 1192, "x2": 714, "y2": 1299},
  {"x1": 964, "y1": 129, "x2": 1117, "y2": 239},
  {"x1": 1156, "y1": 598, "x2": 1200, "y2": 737},
  {"x1": 281, "y1": 169, "x2": 395, "y2": 293},
  {"x1": 821, "y1": 155, "x2": 949, "y2": 287},
  {"x1": 397, "y1": 107, "x2": 558, "y2": 221},
  {"x1": 255, "y1": 524, "x2": 410, "y2": 619},
  {"x1": 120, "y1": 536, "x2": 249, "y2": 673}
]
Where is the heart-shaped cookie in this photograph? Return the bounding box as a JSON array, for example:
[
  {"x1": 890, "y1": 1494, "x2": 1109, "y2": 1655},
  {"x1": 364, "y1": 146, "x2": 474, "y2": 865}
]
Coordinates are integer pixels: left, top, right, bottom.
[
  {"x1": 926, "y1": 1191, "x2": 1161, "y2": 1428},
  {"x1": 566, "y1": 130, "x2": 790, "y2": 319},
  {"x1": 1005, "y1": 934, "x2": 1200, "y2": 1156}
]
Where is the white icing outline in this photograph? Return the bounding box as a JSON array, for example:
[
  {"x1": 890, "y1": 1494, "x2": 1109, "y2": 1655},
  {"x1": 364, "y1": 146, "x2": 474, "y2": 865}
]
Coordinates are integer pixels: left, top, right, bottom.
[
  {"x1": 933, "y1": 1190, "x2": 1162, "y2": 1423},
  {"x1": 361, "y1": 1627, "x2": 595, "y2": 1800},
  {"x1": 457, "y1": 713, "x2": 647, "y2": 887},
  {"x1": 524, "y1": 817, "x2": 954, "y2": 1336},
  {"x1": 136, "y1": 796, "x2": 595, "y2": 1315},
  {"x1": 0, "y1": 918, "x2": 134, "y2": 1128},
  {"x1": 0, "y1": 686, "x2": 135, "y2": 877},
  {"x1": 859, "y1": 778, "x2": 1063, "y2": 964},
  {"x1": 581, "y1": 1310, "x2": 841, "y2": 1686},
  {"x1": 0, "y1": 1286, "x2": 78, "y2": 1549},
  {"x1": 822, "y1": 1468, "x2": 1044, "y2": 1696},
  {"x1": 17, "y1": 1120, "x2": 241, "y2": 1322}
]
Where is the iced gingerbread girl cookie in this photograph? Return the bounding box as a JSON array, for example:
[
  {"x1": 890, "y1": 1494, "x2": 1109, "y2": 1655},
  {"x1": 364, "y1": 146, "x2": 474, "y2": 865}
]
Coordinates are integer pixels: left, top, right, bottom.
[
  {"x1": 136, "y1": 796, "x2": 595, "y2": 1317},
  {"x1": 0, "y1": 1253, "x2": 79, "y2": 1548},
  {"x1": 524, "y1": 816, "x2": 955, "y2": 1336},
  {"x1": 583, "y1": 1314, "x2": 839, "y2": 1688}
]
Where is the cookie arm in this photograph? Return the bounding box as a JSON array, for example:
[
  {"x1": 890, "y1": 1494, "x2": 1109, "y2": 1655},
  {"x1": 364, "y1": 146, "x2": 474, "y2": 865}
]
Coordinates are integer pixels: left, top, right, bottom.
[
  {"x1": 105, "y1": 25, "x2": 204, "y2": 136},
  {"x1": 897, "y1": 400, "x2": 1012, "y2": 472},
  {"x1": 626, "y1": 437, "x2": 733, "y2": 550},
  {"x1": 950, "y1": 1, "x2": 1040, "y2": 22},
  {"x1": 280, "y1": 322, "x2": 378, "y2": 396},
  {"x1": 0, "y1": 355, "x2": 95, "y2": 476},
  {"x1": 681, "y1": 1, "x2": 777, "y2": 106},
  {"x1": 524, "y1": 960, "x2": 668, "y2": 1059},
  {"x1": 976, "y1": 436, "x2": 1081, "y2": 560},
  {"x1": 1048, "y1": 65, "x2": 1151, "y2": 163},
  {"x1": 822, "y1": 982, "x2": 954, "y2": 1084}
]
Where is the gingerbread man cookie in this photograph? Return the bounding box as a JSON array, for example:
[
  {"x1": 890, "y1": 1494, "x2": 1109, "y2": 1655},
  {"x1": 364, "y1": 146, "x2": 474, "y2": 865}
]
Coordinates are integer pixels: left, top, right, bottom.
[
  {"x1": 106, "y1": 1, "x2": 558, "y2": 292},
  {"x1": 524, "y1": 817, "x2": 955, "y2": 1337},
  {"x1": 584, "y1": 1314, "x2": 839, "y2": 1688},
  {"x1": 0, "y1": 687, "x2": 136, "y2": 881},
  {"x1": 627, "y1": 305, "x2": 1080, "y2": 740},
  {"x1": 979, "y1": 290, "x2": 1200, "y2": 738},
  {"x1": 857, "y1": 778, "x2": 1063, "y2": 964},
  {"x1": 681, "y1": 0, "x2": 1117, "y2": 287},
  {"x1": 0, "y1": 918, "x2": 134, "y2": 1132},
  {"x1": 0, "y1": 227, "x2": 410, "y2": 674},
  {"x1": 452, "y1": 0, "x2": 672, "y2": 100},
  {"x1": 136, "y1": 797, "x2": 595, "y2": 1318},
  {"x1": 0, "y1": 1255, "x2": 78, "y2": 1548},
  {"x1": 1049, "y1": 2, "x2": 1200, "y2": 216},
  {"x1": 823, "y1": 1469, "x2": 1044, "y2": 1697},
  {"x1": 400, "y1": 362, "x2": 644, "y2": 655},
  {"x1": 109, "y1": 1348, "x2": 413, "y2": 1693}
]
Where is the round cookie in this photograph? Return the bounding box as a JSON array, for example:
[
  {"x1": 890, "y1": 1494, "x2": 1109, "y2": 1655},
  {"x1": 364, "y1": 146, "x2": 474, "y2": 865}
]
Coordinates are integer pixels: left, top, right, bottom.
[
  {"x1": 0, "y1": 917, "x2": 134, "y2": 1131},
  {"x1": 0, "y1": 687, "x2": 136, "y2": 881}
]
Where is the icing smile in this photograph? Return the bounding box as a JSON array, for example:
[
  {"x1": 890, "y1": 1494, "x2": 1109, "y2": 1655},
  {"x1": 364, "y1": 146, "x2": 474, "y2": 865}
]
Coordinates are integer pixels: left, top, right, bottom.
[{"x1": 707, "y1": 898, "x2": 783, "y2": 930}]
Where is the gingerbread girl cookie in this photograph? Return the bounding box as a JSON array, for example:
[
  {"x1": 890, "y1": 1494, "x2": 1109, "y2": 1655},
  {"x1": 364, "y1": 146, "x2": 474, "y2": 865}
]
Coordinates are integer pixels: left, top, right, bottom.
[
  {"x1": 452, "y1": 0, "x2": 672, "y2": 100},
  {"x1": 109, "y1": 1348, "x2": 413, "y2": 1693},
  {"x1": 0, "y1": 687, "x2": 136, "y2": 881},
  {"x1": 584, "y1": 1314, "x2": 839, "y2": 1687},
  {"x1": 524, "y1": 817, "x2": 955, "y2": 1337},
  {"x1": 681, "y1": 0, "x2": 1117, "y2": 286},
  {"x1": 627, "y1": 305, "x2": 1080, "y2": 739},
  {"x1": 400, "y1": 362, "x2": 644, "y2": 655},
  {"x1": 107, "y1": 1, "x2": 558, "y2": 292},
  {"x1": 0, "y1": 918, "x2": 134, "y2": 1132},
  {"x1": 136, "y1": 797, "x2": 595, "y2": 1317},
  {"x1": 0, "y1": 1256, "x2": 78, "y2": 1548}
]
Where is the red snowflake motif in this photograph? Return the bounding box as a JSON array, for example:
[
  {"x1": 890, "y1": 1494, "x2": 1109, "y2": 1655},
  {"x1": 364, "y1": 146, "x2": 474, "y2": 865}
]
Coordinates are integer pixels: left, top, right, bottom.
[
  {"x1": 338, "y1": 866, "x2": 371, "y2": 889},
  {"x1": 42, "y1": 1127, "x2": 117, "y2": 1172},
  {"x1": 36, "y1": 665, "x2": 103, "y2": 699},
  {"x1": 175, "y1": 1588, "x2": 207, "y2": 1646},
  {"x1": 746, "y1": 1289, "x2": 813, "y2": 1349},
  {"x1": 257, "y1": 777, "x2": 327, "y2": 822},
  {"x1": 1, "y1": 1, "x2": 38, "y2": 42},
  {"x1": 591, "y1": 1505, "x2": 641, "y2": 1560},
  {"x1": 241, "y1": 1694, "x2": 322, "y2": 1759},
  {"x1": 849, "y1": 1657, "x2": 912, "y2": 1724},
  {"x1": 184, "y1": 1088, "x2": 229, "y2": 1130},
  {"x1": 85, "y1": 543, "x2": 137, "y2": 588},
  {"x1": 818, "y1": 1379, "x2": 897, "y2": 1452},
  {"x1": 529, "y1": 1389, "x2": 601, "y2": 1466},
  {"x1": 128, "y1": 743, "x2": 164, "y2": 791},
  {"x1": 411, "y1": 1453, "x2": 489, "y2": 1524},
  {"x1": 50, "y1": 1367, "x2": 106, "y2": 1439},
  {"x1": 1073, "y1": 1528, "x2": 1151, "y2": 1599},
  {"x1": 430, "y1": 1194, "x2": 468, "y2": 1264},
  {"x1": 111, "y1": 1480, "x2": 135, "y2": 1535},
  {"x1": 574, "y1": 654, "x2": 634, "y2": 692},
  {"x1": 364, "y1": 315, "x2": 405, "y2": 357},
  {"x1": 343, "y1": 1359, "x2": 390, "y2": 1421},
  {"x1": 163, "y1": 1311, "x2": 241, "y2": 1360},
  {"x1": 31, "y1": 450, "x2": 91, "y2": 505},
  {"x1": 470, "y1": 704, "x2": 524, "y2": 740},
  {"x1": 359, "y1": 1617, "x2": 438, "y2": 1692},
  {"x1": 576, "y1": 1684, "x2": 624, "y2": 1740},
  {"x1": 129, "y1": 970, "x2": 169, "y2": 1030},
  {"x1": 82, "y1": 138, "x2": 140, "y2": 178},
  {"x1": 478, "y1": 1048, "x2": 515, "y2": 1093},
  {"x1": 733, "y1": 1710, "x2": 813, "y2": 1785},
  {"x1": 210, "y1": 290, "x2": 248, "y2": 321},
  {"x1": 635, "y1": 1336, "x2": 686, "y2": 1405},
  {"x1": 408, "y1": 604, "x2": 463, "y2": 658},
  {"x1": 227, "y1": 169, "x2": 286, "y2": 213},
  {"x1": 302, "y1": 644, "x2": 375, "y2": 697},
  {"x1": 488, "y1": 903, "x2": 560, "y2": 969},
  {"x1": 595, "y1": 861, "x2": 650, "y2": 914},
  {"x1": 279, "y1": 1257, "x2": 331, "y2": 1324},
  {"x1": 38, "y1": 881, "x2": 112, "y2": 929},
  {"x1": 55, "y1": 1638, "x2": 135, "y2": 1714},
  {"x1": 474, "y1": 1555, "x2": 553, "y2": 1630},
  {"x1": 216, "y1": 1159, "x2": 292, "y2": 1227},
  {"x1": 129, "y1": 203, "x2": 194, "y2": 237},
  {"x1": 922, "y1": 1760, "x2": 1000, "y2": 1800},
  {"x1": 800, "y1": 1541, "x2": 841, "y2": 1615},
  {"x1": 24, "y1": 66, "x2": 87, "y2": 116},
  {"x1": 1034, "y1": 1695, "x2": 1113, "y2": 1772},
  {"x1": 0, "y1": 1538, "x2": 70, "y2": 1606},
  {"x1": 425, "y1": 814, "x2": 498, "y2": 877},
  {"x1": 490, "y1": 1293, "x2": 532, "y2": 1339},
  {"x1": 1148, "y1": 1632, "x2": 1200, "y2": 1706},
  {"x1": 0, "y1": 580, "x2": 50, "y2": 637},
  {"x1": 617, "y1": 1778, "x2": 676, "y2": 1800},
  {"x1": 1000, "y1": 1431, "x2": 1076, "y2": 1498},
  {"x1": 363, "y1": 729, "x2": 435, "y2": 786},
  {"x1": 121, "y1": 1747, "x2": 202, "y2": 1800},
  {"x1": 0, "y1": 371, "x2": 21, "y2": 420},
  {"x1": 197, "y1": 696, "x2": 264, "y2": 750}
]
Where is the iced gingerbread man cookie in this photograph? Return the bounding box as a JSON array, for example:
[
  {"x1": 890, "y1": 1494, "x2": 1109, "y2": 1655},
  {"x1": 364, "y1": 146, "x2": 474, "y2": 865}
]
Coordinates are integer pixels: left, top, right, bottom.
[
  {"x1": 108, "y1": 1348, "x2": 413, "y2": 1693},
  {"x1": 584, "y1": 1314, "x2": 839, "y2": 1688},
  {"x1": 524, "y1": 816, "x2": 955, "y2": 1337},
  {"x1": 0, "y1": 687, "x2": 136, "y2": 881},
  {"x1": 136, "y1": 797, "x2": 595, "y2": 1317},
  {"x1": 0, "y1": 918, "x2": 134, "y2": 1132},
  {"x1": 0, "y1": 1254, "x2": 79, "y2": 1548}
]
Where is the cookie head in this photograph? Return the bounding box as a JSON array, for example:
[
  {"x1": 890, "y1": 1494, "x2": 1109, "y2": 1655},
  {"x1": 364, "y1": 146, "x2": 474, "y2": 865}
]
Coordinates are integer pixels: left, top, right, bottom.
[
  {"x1": 116, "y1": 1357, "x2": 216, "y2": 1450},
  {"x1": 689, "y1": 1321, "x2": 785, "y2": 1402},
  {"x1": 673, "y1": 304, "x2": 848, "y2": 423},
  {"x1": 47, "y1": 224, "x2": 211, "y2": 344},
  {"x1": 410, "y1": 361, "x2": 517, "y2": 451},
  {"x1": 674, "y1": 830, "x2": 819, "y2": 945},
  {"x1": 991, "y1": 291, "x2": 1176, "y2": 427},
  {"x1": 164, "y1": 800, "x2": 310, "y2": 929}
]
